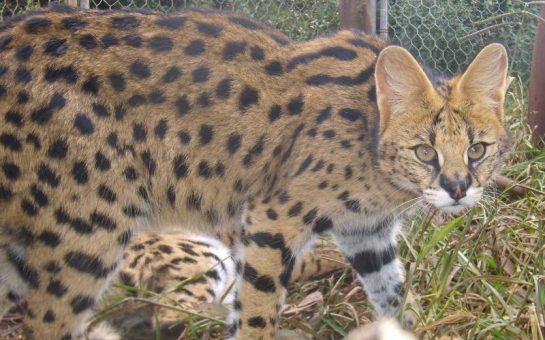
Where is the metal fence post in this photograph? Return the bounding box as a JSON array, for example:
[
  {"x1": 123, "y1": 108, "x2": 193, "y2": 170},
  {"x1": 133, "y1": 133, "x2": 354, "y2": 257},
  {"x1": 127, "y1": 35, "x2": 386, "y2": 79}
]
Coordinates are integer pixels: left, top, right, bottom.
[
  {"x1": 528, "y1": 4, "x2": 545, "y2": 144},
  {"x1": 339, "y1": 0, "x2": 376, "y2": 34},
  {"x1": 378, "y1": 0, "x2": 388, "y2": 39}
]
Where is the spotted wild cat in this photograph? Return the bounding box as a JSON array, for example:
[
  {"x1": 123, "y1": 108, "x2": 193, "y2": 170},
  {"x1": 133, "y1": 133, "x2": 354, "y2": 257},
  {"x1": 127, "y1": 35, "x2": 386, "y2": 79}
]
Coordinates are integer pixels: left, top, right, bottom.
[{"x1": 0, "y1": 6, "x2": 509, "y2": 340}]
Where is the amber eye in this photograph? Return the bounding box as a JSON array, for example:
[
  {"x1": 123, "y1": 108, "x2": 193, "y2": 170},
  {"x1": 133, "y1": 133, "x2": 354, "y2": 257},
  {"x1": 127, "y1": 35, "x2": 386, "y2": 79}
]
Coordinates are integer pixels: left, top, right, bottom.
[
  {"x1": 468, "y1": 143, "x2": 486, "y2": 161},
  {"x1": 414, "y1": 144, "x2": 437, "y2": 163}
]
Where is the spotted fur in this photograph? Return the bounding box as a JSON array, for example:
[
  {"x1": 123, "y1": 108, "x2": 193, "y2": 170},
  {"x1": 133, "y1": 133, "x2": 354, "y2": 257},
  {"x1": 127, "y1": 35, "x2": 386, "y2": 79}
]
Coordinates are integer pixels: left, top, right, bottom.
[
  {"x1": 0, "y1": 6, "x2": 509, "y2": 340},
  {"x1": 87, "y1": 231, "x2": 342, "y2": 339}
]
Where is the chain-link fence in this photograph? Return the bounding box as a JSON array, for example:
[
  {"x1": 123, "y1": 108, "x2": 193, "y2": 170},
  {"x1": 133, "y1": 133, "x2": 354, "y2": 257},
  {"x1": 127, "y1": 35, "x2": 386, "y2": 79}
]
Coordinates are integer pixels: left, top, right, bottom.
[{"x1": 0, "y1": 0, "x2": 540, "y2": 81}]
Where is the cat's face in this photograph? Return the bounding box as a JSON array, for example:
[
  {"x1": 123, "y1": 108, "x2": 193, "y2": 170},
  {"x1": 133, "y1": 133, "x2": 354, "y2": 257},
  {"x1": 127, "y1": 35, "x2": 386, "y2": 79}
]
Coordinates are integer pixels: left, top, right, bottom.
[{"x1": 375, "y1": 44, "x2": 510, "y2": 213}]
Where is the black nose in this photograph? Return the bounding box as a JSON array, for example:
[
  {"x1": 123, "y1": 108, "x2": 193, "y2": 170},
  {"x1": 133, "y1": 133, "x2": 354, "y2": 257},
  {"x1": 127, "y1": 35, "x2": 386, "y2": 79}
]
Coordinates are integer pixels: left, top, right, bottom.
[{"x1": 439, "y1": 174, "x2": 472, "y2": 200}]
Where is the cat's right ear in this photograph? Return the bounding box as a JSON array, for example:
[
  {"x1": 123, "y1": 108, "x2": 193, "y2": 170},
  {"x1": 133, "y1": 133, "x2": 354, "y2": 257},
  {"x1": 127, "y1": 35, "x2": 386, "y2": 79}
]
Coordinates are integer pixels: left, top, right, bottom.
[{"x1": 375, "y1": 46, "x2": 435, "y2": 134}]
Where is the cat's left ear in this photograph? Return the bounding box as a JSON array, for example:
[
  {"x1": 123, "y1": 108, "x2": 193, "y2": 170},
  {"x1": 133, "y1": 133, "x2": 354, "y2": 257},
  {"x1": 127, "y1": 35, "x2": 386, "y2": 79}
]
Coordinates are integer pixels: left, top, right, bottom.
[{"x1": 456, "y1": 43, "x2": 508, "y2": 119}]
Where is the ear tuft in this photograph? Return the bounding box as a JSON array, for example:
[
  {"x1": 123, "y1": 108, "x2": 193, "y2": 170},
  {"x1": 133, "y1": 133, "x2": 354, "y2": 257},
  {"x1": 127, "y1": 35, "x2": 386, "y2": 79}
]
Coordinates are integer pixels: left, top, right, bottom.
[
  {"x1": 375, "y1": 46, "x2": 435, "y2": 132},
  {"x1": 457, "y1": 43, "x2": 508, "y2": 113}
]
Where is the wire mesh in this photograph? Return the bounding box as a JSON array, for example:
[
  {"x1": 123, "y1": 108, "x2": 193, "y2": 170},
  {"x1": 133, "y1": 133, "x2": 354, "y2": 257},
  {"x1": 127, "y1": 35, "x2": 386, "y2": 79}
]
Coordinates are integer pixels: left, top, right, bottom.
[{"x1": 0, "y1": 0, "x2": 540, "y2": 81}]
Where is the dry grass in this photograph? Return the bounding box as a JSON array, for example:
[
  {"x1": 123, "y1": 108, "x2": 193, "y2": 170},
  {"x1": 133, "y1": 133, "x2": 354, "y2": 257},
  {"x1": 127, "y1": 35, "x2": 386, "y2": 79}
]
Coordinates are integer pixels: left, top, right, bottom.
[{"x1": 1, "y1": 80, "x2": 543, "y2": 340}]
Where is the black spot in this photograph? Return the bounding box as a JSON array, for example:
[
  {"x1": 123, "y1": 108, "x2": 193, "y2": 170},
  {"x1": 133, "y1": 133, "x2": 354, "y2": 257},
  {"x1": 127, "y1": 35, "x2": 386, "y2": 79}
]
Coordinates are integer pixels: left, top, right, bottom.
[
  {"x1": 228, "y1": 16, "x2": 263, "y2": 30},
  {"x1": 148, "y1": 90, "x2": 165, "y2": 104},
  {"x1": 47, "y1": 139, "x2": 68, "y2": 159},
  {"x1": 45, "y1": 66, "x2": 78, "y2": 84},
  {"x1": 65, "y1": 252, "x2": 108, "y2": 278},
  {"x1": 37, "y1": 164, "x2": 60, "y2": 187},
  {"x1": 2, "y1": 162, "x2": 20, "y2": 180},
  {"x1": 323, "y1": 130, "x2": 336, "y2": 139},
  {"x1": 38, "y1": 230, "x2": 60, "y2": 247},
  {"x1": 239, "y1": 86, "x2": 259, "y2": 111},
  {"x1": 185, "y1": 40, "x2": 205, "y2": 56},
  {"x1": 17, "y1": 91, "x2": 29, "y2": 104},
  {"x1": 79, "y1": 34, "x2": 97, "y2": 49},
  {"x1": 42, "y1": 309, "x2": 55, "y2": 323},
  {"x1": 345, "y1": 199, "x2": 361, "y2": 213},
  {"x1": 247, "y1": 316, "x2": 266, "y2": 328},
  {"x1": 215, "y1": 162, "x2": 225, "y2": 177},
  {"x1": 199, "y1": 125, "x2": 214, "y2": 145},
  {"x1": 216, "y1": 78, "x2": 232, "y2": 98},
  {"x1": 128, "y1": 94, "x2": 146, "y2": 107},
  {"x1": 90, "y1": 211, "x2": 117, "y2": 230},
  {"x1": 71, "y1": 217, "x2": 93, "y2": 234},
  {"x1": 122, "y1": 34, "x2": 142, "y2": 47},
  {"x1": 123, "y1": 166, "x2": 138, "y2": 181},
  {"x1": 148, "y1": 35, "x2": 173, "y2": 52},
  {"x1": 287, "y1": 95, "x2": 304, "y2": 115},
  {"x1": 14, "y1": 68, "x2": 31, "y2": 84},
  {"x1": 242, "y1": 136, "x2": 264, "y2": 167},
  {"x1": 173, "y1": 154, "x2": 189, "y2": 179},
  {"x1": 0, "y1": 185, "x2": 14, "y2": 201},
  {"x1": 268, "y1": 105, "x2": 282, "y2": 122},
  {"x1": 155, "y1": 119, "x2": 168, "y2": 139},
  {"x1": 313, "y1": 216, "x2": 333, "y2": 233},
  {"x1": 114, "y1": 106, "x2": 126, "y2": 120},
  {"x1": 175, "y1": 96, "x2": 191, "y2": 116},
  {"x1": 162, "y1": 66, "x2": 182, "y2": 83},
  {"x1": 316, "y1": 106, "x2": 332, "y2": 124},
  {"x1": 186, "y1": 191, "x2": 202, "y2": 210},
  {"x1": 44, "y1": 38, "x2": 68, "y2": 56},
  {"x1": 227, "y1": 133, "x2": 242, "y2": 154},
  {"x1": 250, "y1": 45, "x2": 265, "y2": 60},
  {"x1": 6, "y1": 248, "x2": 39, "y2": 289},
  {"x1": 25, "y1": 17, "x2": 51, "y2": 33},
  {"x1": 82, "y1": 75, "x2": 100, "y2": 95},
  {"x1": 108, "y1": 72, "x2": 125, "y2": 92},
  {"x1": 368, "y1": 85, "x2": 376, "y2": 102},
  {"x1": 244, "y1": 267, "x2": 276, "y2": 293},
  {"x1": 111, "y1": 15, "x2": 139, "y2": 29},
  {"x1": 306, "y1": 66, "x2": 374, "y2": 86},
  {"x1": 294, "y1": 155, "x2": 313, "y2": 177},
  {"x1": 92, "y1": 103, "x2": 109, "y2": 118},
  {"x1": 15, "y1": 45, "x2": 33, "y2": 61},
  {"x1": 47, "y1": 280, "x2": 68, "y2": 297},
  {"x1": 94, "y1": 152, "x2": 111, "y2": 171},
  {"x1": 60, "y1": 17, "x2": 87, "y2": 31},
  {"x1": 197, "y1": 21, "x2": 222, "y2": 37},
  {"x1": 264, "y1": 61, "x2": 283, "y2": 75},
  {"x1": 43, "y1": 261, "x2": 62, "y2": 274},
  {"x1": 307, "y1": 128, "x2": 317, "y2": 137},
  {"x1": 0, "y1": 85, "x2": 4, "y2": 99},
  {"x1": 132, "y1": 123, "x2": 147, "y2": 142},
  {"x1": 198, "y1": 161, "x2": 212, "y2": 178},
  {"x1": 192, "y1": 66, "x2": 210, "y2": 83},
  {"x1": 303, "y1": 208, "x2": 318, "y2": 225},
  {"x1": 130, "y1": 61, "x2": 151, "y2": 79},
  {"x1": 30, "y1": 185, "x2": 48, "y2": 207},
  {"x1": 0, "y1": 64, "x2": 7, "y2": 77},
  {"x1": 5, "y1": 111, "x2": 23, "y2": 128},
  {"x1": 74, "y1": 114, "x2": 95, "y2": 135},
  {"x1": 287, "y1": 46, "x2": 357, "y2": 71},
  {"x1": 70, "y1": 295, "x2": 95, "y2": 314},
  {"x1": 318, "y1": 181, "x2": 328, "y2": 189},
  {"x1": 140, "y1": 151, "x2": 156, "y2": 175},
  {"x1": 266, "y1": 208, "x2": 278, "y2": 220},
  {"x1": 21, "y1": 199, "x2": 38, "y2": 216},
  {"x1": 30, "y1": 92, "x2": 65, "y2": 125},
  {"x1": 156, "y1": 16, "x2": 186, "y2": 29},
  {"x1": 339, "y1": 108, "x2": 363, "y2": 122},
  {"x1": 337, "y1": 191, "x2": 350, "y2": 201},
  {"x1": 347, "y1": 245, "x2": 396, "y2": 275},
  {"x1": 101, "y1": 34, "x2": 118, "y2": 48},
  {"x1": 123, "y1": 205, "x2": 145, "y2": 218},
  {"x1": 197, "y1": 92, "x2": 210, "y2": 107},
  {"x1": 71, "y1": 161, "x2": 88, "y2": 184},
  {"x1": 55, "y1": 208, "x2": 70, "y2": 224},
  {"x1": 222, "y1": 41, "x2": 246, "y2": 60}
]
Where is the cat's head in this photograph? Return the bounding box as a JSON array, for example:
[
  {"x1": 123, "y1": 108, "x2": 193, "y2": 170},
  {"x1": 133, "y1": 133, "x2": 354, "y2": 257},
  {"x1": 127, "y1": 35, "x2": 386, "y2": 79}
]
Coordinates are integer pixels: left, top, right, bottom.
[{"x1": 375, "y1": 44, "x2": 510, "y2": 213}]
